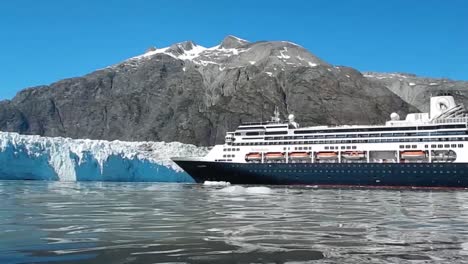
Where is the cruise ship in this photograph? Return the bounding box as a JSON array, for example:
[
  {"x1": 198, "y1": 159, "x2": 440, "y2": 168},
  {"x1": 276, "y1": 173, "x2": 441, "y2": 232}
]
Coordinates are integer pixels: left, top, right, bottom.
[{"x1": 172, "y1": 94, "x2": 468, "y2": 188}]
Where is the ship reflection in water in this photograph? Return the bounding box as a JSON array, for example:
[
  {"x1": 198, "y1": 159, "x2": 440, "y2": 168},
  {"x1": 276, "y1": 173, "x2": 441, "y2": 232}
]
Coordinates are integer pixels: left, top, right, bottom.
[{"x1": 1, "y1": 180, "x2": 468, "y2": 263}]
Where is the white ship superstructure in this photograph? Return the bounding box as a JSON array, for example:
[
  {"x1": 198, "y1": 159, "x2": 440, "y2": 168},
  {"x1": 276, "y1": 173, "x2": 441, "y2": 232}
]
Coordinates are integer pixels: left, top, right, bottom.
[{"x1": 203, "y1": 94, "x2": 468, "y2": 164}]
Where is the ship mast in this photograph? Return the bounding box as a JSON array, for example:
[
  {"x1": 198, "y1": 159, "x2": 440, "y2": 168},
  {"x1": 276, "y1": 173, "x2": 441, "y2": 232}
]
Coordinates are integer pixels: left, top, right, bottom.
[{"x1": 271, "y1": 106, "x2": 281, "y2": 123}]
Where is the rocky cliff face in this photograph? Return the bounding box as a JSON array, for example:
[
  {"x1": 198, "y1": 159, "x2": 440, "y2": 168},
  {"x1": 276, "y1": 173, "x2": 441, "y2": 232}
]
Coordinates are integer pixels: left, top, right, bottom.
[
  {"x1": 363, "y1": 72, "x2": 468, "y2": 112},
  {"x1": 0, "y1": 36, "x2": 465, "y2": 146}
]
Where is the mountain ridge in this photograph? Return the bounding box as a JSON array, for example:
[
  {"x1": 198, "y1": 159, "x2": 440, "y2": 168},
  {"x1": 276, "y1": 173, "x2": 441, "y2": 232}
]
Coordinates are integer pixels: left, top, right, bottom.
[{"x1": 0, "y1": 35, "x2": 466, "y2": 146}]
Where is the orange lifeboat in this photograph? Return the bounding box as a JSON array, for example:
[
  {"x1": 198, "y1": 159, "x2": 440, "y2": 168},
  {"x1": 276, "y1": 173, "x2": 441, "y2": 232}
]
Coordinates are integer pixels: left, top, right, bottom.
[
  {"x1": 288, "y1": 152, "x2": 310, "y2": 160},
  {"x1": 315, "y1": 152, "x2": 338, "y2": 160},
  {"x1": 341, "y1": 151, "x2": 366, "y2": 160},
  {"x1": 265, "y1": 152, "x2": 285, "y2": 160},
  {"x1": 245, "y1": 152, "x2": 261, "y2": 161},
  {"x1": 401, "y1": 151, "x2": 426, "y2": 160}
]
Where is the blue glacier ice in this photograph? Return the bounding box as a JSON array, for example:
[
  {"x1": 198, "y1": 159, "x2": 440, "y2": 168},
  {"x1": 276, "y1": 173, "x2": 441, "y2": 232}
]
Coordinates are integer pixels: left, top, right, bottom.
[{"x1": 0, "y1": 132, "x2": 208, "y2": 182}]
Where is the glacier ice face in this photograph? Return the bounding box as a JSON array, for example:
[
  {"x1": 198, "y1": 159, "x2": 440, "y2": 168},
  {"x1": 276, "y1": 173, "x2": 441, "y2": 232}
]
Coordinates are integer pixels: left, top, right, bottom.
[{"x1": 0, "y1": 132, "x2": 208, "y2": 182}]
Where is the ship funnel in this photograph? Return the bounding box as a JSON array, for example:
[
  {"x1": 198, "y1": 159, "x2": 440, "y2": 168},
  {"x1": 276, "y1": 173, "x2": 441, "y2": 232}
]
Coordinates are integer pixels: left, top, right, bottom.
[{"x1": 288, "y1": 114, "x2": 299, "y2": 128}]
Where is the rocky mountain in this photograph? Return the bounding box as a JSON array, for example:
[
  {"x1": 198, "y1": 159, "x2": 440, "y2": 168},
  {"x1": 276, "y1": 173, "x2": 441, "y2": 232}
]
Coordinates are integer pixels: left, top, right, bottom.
[
  {"x1": 0, "y1": 35, "x2": 466, "y2": 146},
  {"x1": 363, "y1": 72, "x2": 468, "y2": 112}
]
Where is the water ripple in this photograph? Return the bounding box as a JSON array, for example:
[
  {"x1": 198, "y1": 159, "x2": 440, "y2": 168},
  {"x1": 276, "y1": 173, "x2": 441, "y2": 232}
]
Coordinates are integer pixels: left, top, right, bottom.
[{"x1": 1, "y1": 180, "x2": 468, "y2": 263}]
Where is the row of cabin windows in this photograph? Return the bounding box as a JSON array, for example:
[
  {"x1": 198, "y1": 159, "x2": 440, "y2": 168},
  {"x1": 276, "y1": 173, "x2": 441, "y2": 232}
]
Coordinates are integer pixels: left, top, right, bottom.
[
  {"x1": 292, "y1": 124, "x2": 466, "y2": 134},
  {"x1": 399, "y1": 145, "x2": 419, "y2": 149},
  {"x1": 237, "y1": 131, "x2": 468, "y2": 138},
  {"x1": 230, "y1": 163, "x2": 467, "y2": 169},
  {"x1": 223, "y1": 154, "x2": 235, "y2": 158},
  {"x1": 248, "y1": 169, "x2": 463, "y2": 174},
  {"x1": 283, "y1": 146, "x2": 354, "y2": 151},
  {"x1": 230, "y1": 137, "x2": 468, "y2": 146},
  {"x1": 224, "y1": 148, "x2": 241, "y2": 152},
  {"x1": 237, "y1": 131, "x2": 288, "y2": 136},
  {"x1": 398, "y1": 144, "x2": 464, "y2": 149},
  {"x1": 434, "y1": 144, "x2": 463, "y2": 148},
  {"x1": 321, "y1": 146, "x2": 358, "y2": 150},
  {"x1": 261, "y1": 131, "x2": 467, "y2": 140},
  {"x1": 237, "y1": 125, "x2": 288, "y2": 130}
]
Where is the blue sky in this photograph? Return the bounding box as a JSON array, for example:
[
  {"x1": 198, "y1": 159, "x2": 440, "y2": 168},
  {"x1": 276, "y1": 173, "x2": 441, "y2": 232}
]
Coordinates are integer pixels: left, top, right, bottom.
[{"x1": 0, "y1": 0, "x2": 466, "y2": 100}]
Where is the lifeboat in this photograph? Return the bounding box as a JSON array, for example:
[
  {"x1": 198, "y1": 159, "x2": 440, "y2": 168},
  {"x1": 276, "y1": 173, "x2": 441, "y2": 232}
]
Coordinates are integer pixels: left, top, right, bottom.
[
  {"x1": 264, "y1": 152, "x2": 285, "y2": 160},
  {"x1": 245, "y1": 152, "x2": 261, "y2": 161},
  {"x1": 401, "y1": 151, "x2": 426, "y2": 160},
  {"x1": 288, "y1": 152, "x2": 311, "y2": 160},
  {"x1": 341, "y1": 151, "x2": 366, "y2": 160},
  {"x1": 315, "y1": 152, "x2": 338, "y2": 160},
  {"x1": 431, "y1": 150, "x2": 457, "y2": 161}
]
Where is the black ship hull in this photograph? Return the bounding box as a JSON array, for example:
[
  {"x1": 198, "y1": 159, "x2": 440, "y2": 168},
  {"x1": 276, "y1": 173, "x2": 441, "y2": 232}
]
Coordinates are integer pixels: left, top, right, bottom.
[{"x1": 172, "y1": 159, "x2": 468, "y2": 188}]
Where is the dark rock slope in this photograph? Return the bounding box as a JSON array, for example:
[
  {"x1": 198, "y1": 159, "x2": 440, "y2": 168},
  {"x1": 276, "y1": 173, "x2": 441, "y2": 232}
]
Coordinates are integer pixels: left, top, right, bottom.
[{"x1": 0, "y1": 36, "x2": 464, "y2": 146}]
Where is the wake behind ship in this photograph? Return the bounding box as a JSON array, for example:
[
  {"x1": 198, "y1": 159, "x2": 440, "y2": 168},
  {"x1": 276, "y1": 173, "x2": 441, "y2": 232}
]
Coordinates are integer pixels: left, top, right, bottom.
[{"x1": 172, "y1": 94, "x2": 468, "y2": 188}]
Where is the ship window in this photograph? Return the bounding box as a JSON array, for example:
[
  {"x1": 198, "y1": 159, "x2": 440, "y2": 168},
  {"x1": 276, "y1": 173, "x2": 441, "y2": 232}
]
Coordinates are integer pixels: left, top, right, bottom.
[
  {"x1": 438, "y1": 144, "x2": 443, "y2": 148},
  {"x1": 459, "y1": 144, "x2": 464, "y2": 147},
  {"x1": 412, "y1": 145, "x2": 417, "y2": 149},
  {"x1": 341, "y1": 146, "x2": 345, "y2": 149},
  {"x1": 425, "y1": 145, "x2": 428, "y2": 148},
  {"x1": 346, "y1": 146, "x2": 351, "y2": 149},
  {"x1": 444, "y1": 144, "x2": 450, "y2": 148},
  {"x1": 237, "y1": 126, "x2": 265, "y2": 130},
  {"x1": 405, "y1": 145, "x2": 410, "y2": 148},
  {"x1": 352, "y1": 146, "x2": 357, "y2": 149},
  {"x1": 325, "y1": 146, "x2": 329, "y2": 150},
  {"x1": 451, "y1": 144, "x2": 457, "y2": 148},
  {"x1": 399, "y1": 145, "x2": 404, "y2": 149},
  {"x1": 265, "y1": 131, "x2": 288, "y2": 135}
]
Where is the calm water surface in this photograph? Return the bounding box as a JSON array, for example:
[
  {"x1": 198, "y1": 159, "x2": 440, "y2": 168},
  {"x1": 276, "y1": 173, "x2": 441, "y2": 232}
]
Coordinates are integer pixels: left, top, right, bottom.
[{"x1": 1, "y1": 181, "x2": 468, "y2": 263}]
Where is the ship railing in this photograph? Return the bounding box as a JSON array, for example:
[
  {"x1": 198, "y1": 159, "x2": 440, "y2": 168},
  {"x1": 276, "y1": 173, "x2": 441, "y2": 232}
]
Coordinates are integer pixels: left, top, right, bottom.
[
  {"x1": 240, "y1": 120, "x2": 285, "y2": 126},
  {"x1": 432, "y1": 117, "x2": 468, "y2": 125}
]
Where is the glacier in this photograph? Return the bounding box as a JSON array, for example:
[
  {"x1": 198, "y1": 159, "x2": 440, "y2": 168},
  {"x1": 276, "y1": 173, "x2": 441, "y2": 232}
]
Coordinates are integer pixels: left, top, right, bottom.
[{"x1": 0, "y1": 132, "x2": 208, "y2": 182}]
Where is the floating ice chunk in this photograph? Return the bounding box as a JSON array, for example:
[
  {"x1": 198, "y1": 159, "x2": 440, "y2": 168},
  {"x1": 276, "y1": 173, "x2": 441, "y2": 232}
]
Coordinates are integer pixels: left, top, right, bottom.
[
  {"x1": 204, "y1": 181, "x2": 231, "y2": 186},
  {"x1": 409, "y1": 82, "x2": 416, "y2": 86},
  {"x1": 219, "y1": 185, "x2": 272, "y2": 194},
  {"x1": 220, "y1": 185, "x2": 245, "y2": 193},
  {"x1": 245, "y1": 186, "x2": 272, "y2": 194}
]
